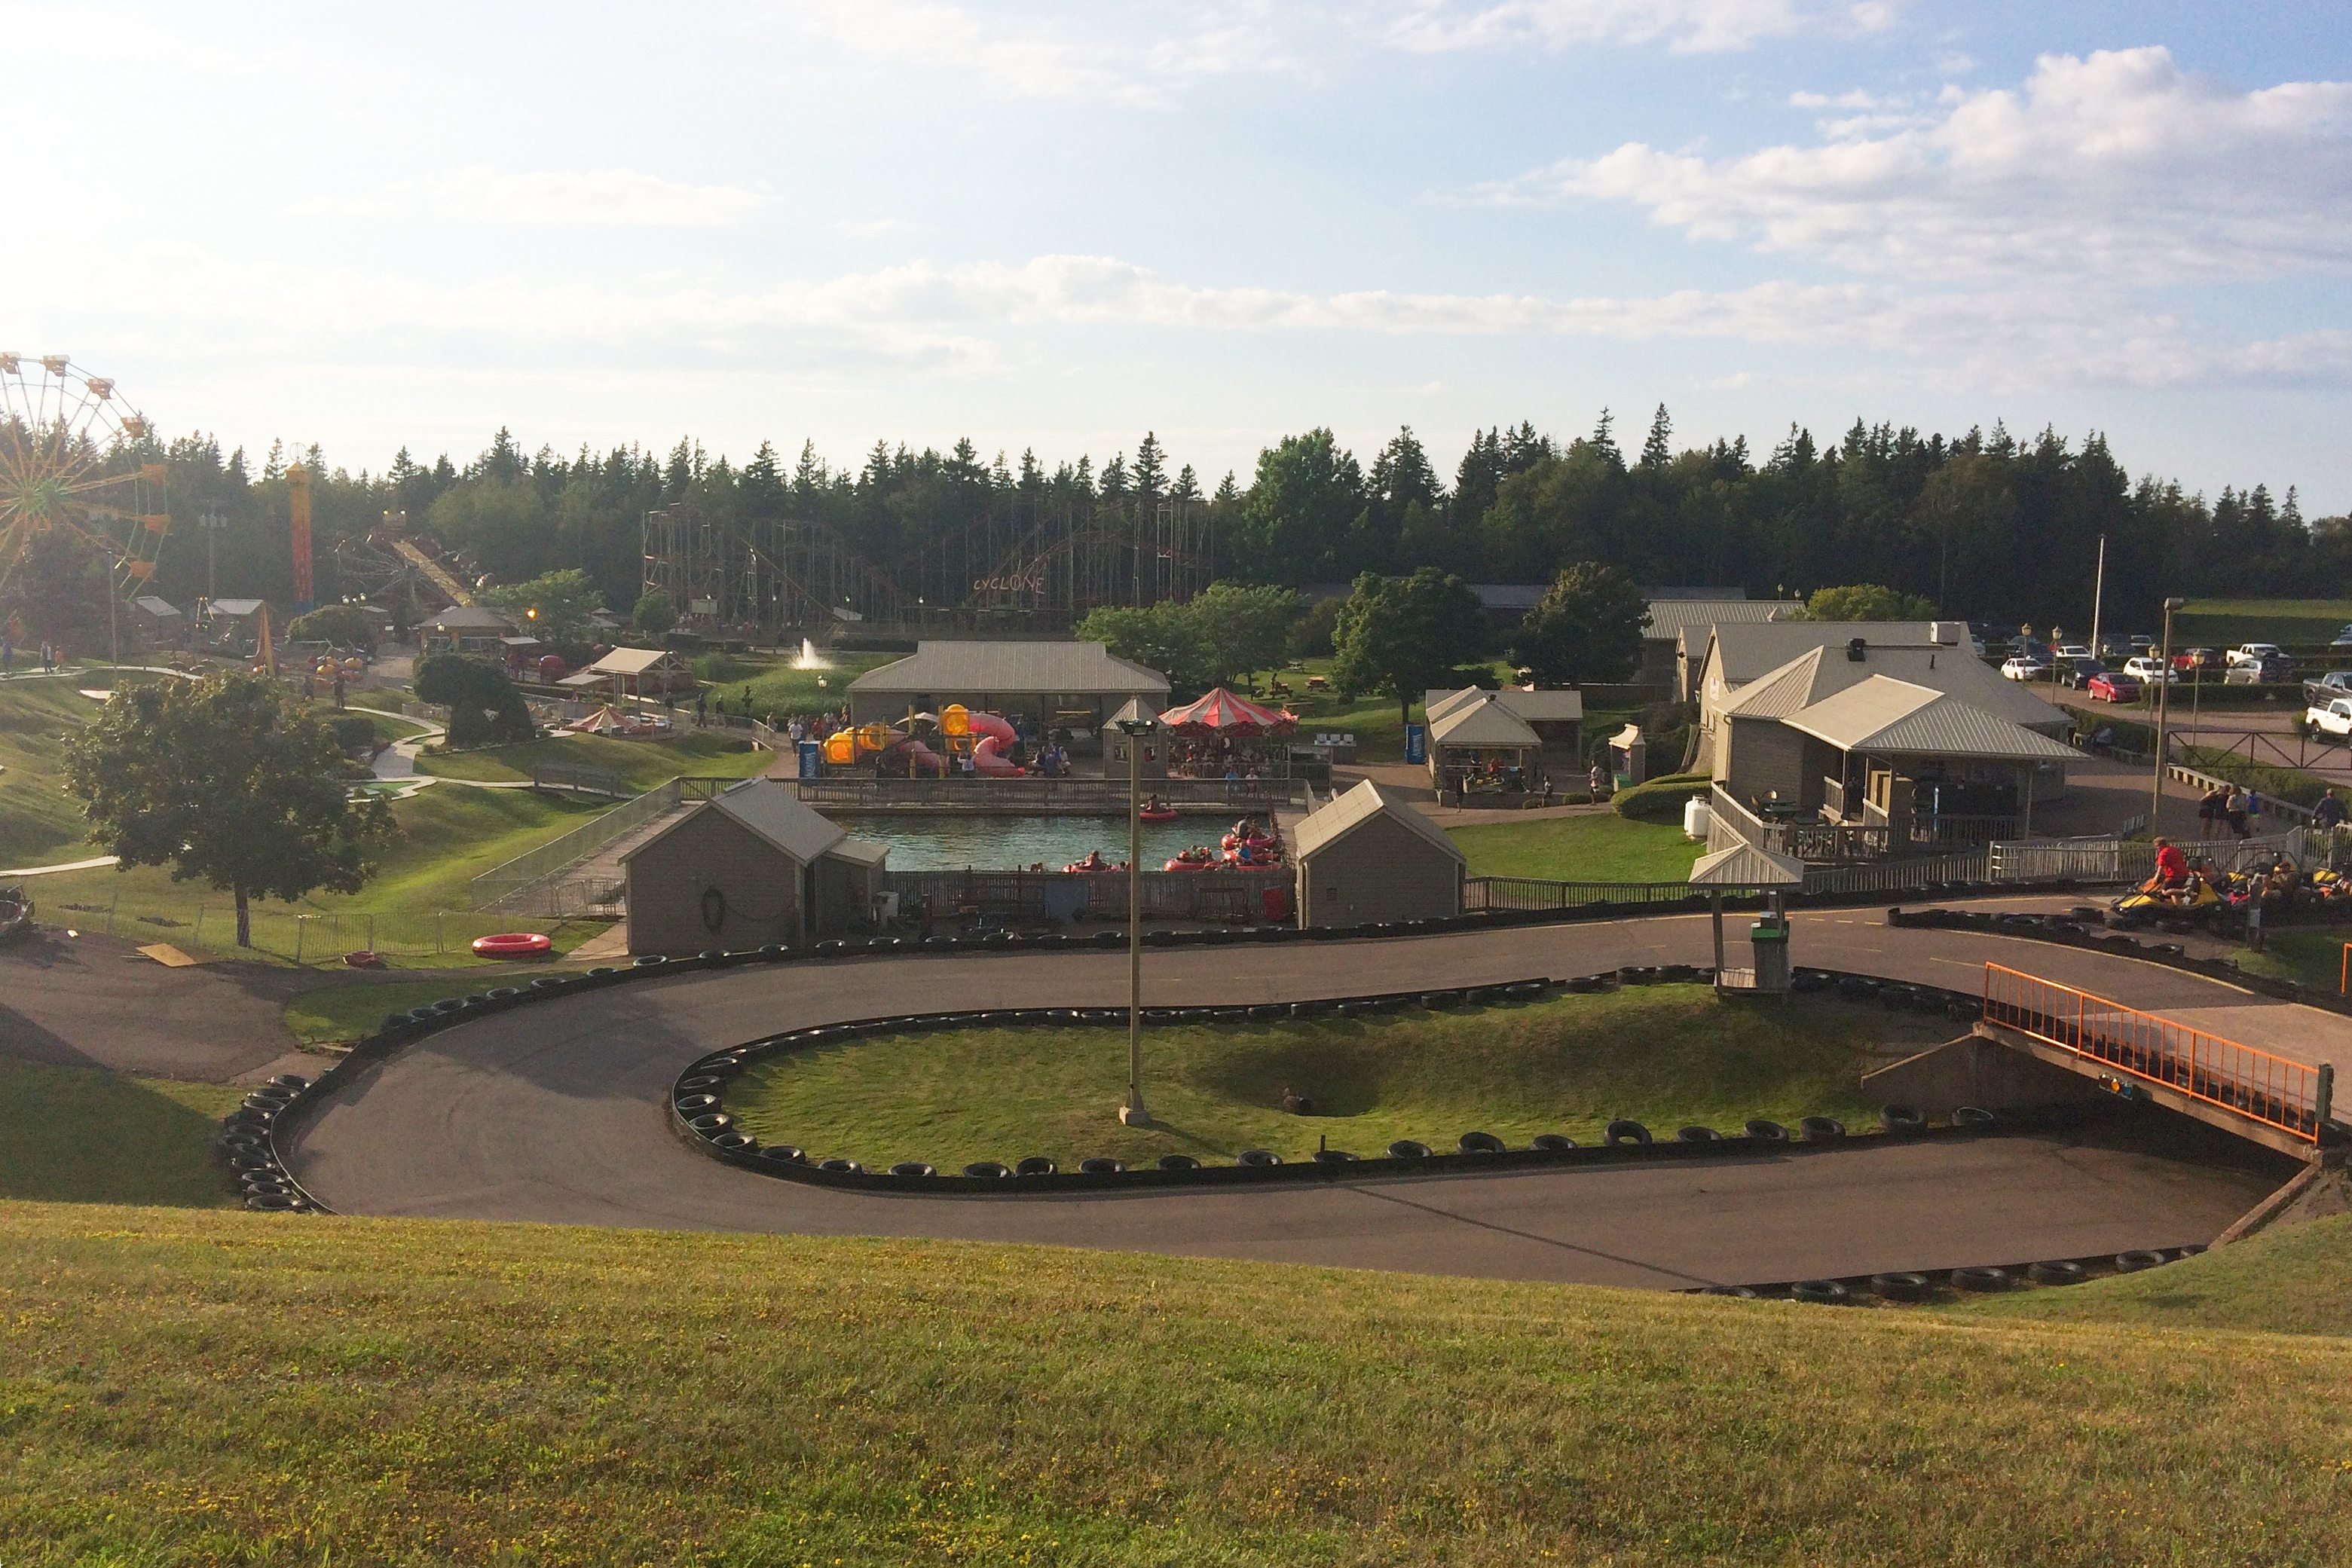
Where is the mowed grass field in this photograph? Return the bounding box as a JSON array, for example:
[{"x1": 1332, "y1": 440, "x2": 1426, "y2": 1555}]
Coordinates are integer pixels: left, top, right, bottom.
[
  {"x1": 1, "y1": 1200, "x2": 2347, "y2": 1564},
  {"x1": 2173, "y1": 598, "x2": 2352, "y2": 648},
  {"x1": 417, "y1": 729, "x2": 772, "y2": 788},
  {"x1": 728, "y1": 985, "x2": 1895, "y2": 1168},
  {"x1": 1447, "y1": 810, "x2": 1707, "y2": 882},
  {"x1": 0, "y1": 1061, "x2": 245, "y2": 1206},
  {"x1": 0, "y1": 676, "x2": 104, "y2": 868}
]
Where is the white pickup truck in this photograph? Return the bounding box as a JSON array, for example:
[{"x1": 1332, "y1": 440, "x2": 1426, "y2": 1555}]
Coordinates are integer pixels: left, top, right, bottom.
[
  {"x1": 2231, "y1": 642, "x2": 2286, "y2": 666},
  {"x1": 2309, "y1": 695, "x2": 2352, "y2": 740}
]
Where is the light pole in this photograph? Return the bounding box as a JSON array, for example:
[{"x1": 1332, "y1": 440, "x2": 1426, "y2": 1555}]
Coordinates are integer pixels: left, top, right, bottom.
[
  {"x1": 2152, "y1": 596, "x2": 2187, "y2": 833},
  {"x1": 200, "y1": 507, "x2": 227, "y2": 607},
  {"x1": 1110, "y1": 700, "x2": 1158, "y2": 1126}
]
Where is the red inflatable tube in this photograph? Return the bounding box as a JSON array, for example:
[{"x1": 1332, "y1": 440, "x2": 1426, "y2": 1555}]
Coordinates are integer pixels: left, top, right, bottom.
[{"x1": 472, "y1": 931, "x2": 554, "y2": 959}]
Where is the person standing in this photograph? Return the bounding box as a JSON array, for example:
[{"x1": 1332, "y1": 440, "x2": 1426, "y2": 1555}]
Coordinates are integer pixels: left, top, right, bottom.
[
  {"x1": 2225, "y1": 785, "x2": 2250, "y2": 838},
  {"x1": 333, "y1": 668, "x2": 347, "y2": 710}
]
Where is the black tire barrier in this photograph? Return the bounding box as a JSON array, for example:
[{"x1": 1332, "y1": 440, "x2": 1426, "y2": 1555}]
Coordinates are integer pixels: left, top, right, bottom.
[
  {"x1": 487, "y1": 986, "x2": 520, "y2": 1001},
  {"x1": 1870, "y1": 1271, "x2": 1931, "y2": 1302},
  {"x1": 632, "y1": 955, "x2": 665, "y2": 968},
  {"x1": 676, "y1": 1074, "x2": 726, "y2": 1093},
  {"x1": 1951, "y1": 1106, "x2": 1999, "y2": 1129},
  {"x1": 1014, "y1": 1157, "x2": 1058, "y2": 1177},
  {"x1": 1421, "y1": 991, "x2": 1461, "y2": 1009},
  {"x1": 890, "y1": 1161, "x2": 936, "y2": 1177},
  {"x1": 962, "y1": 1160, "x2": 1011, "y2": 1178},
  {"x1": 2115, "y1": 1249, "x2": 2169, "y2": 1273},
  {"x1": 1157, "y1": 1154, "x2": 1200, "y2": 1171},
  {"x1": 1791, "y1": 1279, "x2": 1851, "y2": 1304},
  {"x1": 1458, "y1": 1131, "x2": 1506, "y2": 1154},
  {"x1": 817, "y1": 1158, "x2": 863, "y2": 1173},
  {"x1": 530, "y1": 977, "x2": 565, "y2": 992},
  {"x1": 246, "y1": 1193, "x2": 301, "y2": 1212},
  {"x1": 2177, "y1": 1243, "x2": 2207, "y2": 1258},
  {"x1": 2028, "y1": 1260, "x2": 2087, "y2": 1286},
  {"x1": 1604, "y1": 1120, "x2": 1652, "y2": 1147},
  {"x1": 674, "y1": 1093, "x2": 720, "y2": 1114},
  {"x1": 1835, "y1": 977, "x2": 1878, "y2": 1001},
  {"x1": 267, "y1": 1074, "x2": 309, "y2": 1090},
  {"x1": 1700, "y1": 1284, "x2": 1760, "y2": 1299},
  {"x1": 1744, "y1": 1119, "x2": 1788, "y2": 1142},
  {"x1": 687, "y1": 1113, "x2": 734, "y2": 1136},
  {"x1": 1311, "y1": 1148, "x2": 1357, "y2": 1163},
  {"x1": 760, "y1": 1145, "x2": 806, "y2": 1165},
  {"x1": 1563, "y1": 975, "x2": 1604, "y2": 994},
  {"x1": 712, "y1": 1132, "x2": 756, "y2": 1153},
  {"x1": 1387, "y1": 1140, "x2": 1431, "y2": 1160},
  {"x1": 229, "y1": 1153, "x2": 280, "y2": 1173},
  {"x1": 1236, "y1": 1149, "x2": 1281, "y2": 1166},
  {"x1": 1879, "y1": 1104, "x2": 1928, "y2": 1136},
  {"x1": 1951, "y1": 1266, "x2": 2009, "y2": 1293},
  {"x1": 1800, "y1": 1117, "x2": 1846, "y2": 1142},
  {"x1": 1675, "y1": 1125, "x2": 1721, "y2": 1143},
  {"x1": 1249, "y1": 1004, "x2": 1283, "y2": 1021},
  {"x1": 1079, "y1": 1157, "x2": 1124, "y2": 1174},
  {"x1": 1531, "y1": 1133, "x2": 1577, "y2": 1152}
]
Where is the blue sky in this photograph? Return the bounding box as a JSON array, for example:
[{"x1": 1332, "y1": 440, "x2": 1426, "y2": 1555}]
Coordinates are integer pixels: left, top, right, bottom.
[{"x1": 11, "y1": 2, "x2": 2349, "y2": 510}]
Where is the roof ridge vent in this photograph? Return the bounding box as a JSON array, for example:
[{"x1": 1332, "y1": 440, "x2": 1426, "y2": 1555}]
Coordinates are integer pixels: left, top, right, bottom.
[{"x1": 1847, "y1": 637, "x2": 1867, "y2": 662}]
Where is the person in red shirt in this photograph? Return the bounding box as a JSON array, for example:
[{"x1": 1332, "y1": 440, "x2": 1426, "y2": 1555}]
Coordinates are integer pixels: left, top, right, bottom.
[{"x1": 2154, "y1": 837, "x2": 2190, "y2": 888}]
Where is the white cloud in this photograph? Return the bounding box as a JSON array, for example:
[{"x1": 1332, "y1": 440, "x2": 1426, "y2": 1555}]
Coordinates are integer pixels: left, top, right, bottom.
[
  {"x1": 1387, "y1": 0, "x2": 1893, "y2": 55},
  {"x1": 1488, "y1": 47, "x2": 2352, "y2": 282},
  {"x1": 772, "y1": 0, "x2": 1295, "y2": 107},
  {"x1": 33, "y1": 245, "x2": 2346, "y2": 393},
  {"x1": 296, "y1": 169, "x2": 772, "y2": 228}
]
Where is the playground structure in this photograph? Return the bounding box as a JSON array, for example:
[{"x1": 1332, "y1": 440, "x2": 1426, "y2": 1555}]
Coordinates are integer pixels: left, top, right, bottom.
[
  {"x1": 0, "y1": 356, "x2": 169, "y2": 615},
  {"x1": 641, "y1": 495, "x2": 1215, "y2": 639}
]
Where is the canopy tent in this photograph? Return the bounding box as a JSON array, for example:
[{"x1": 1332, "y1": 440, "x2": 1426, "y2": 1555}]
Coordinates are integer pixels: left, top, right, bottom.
[{"x1": 1158, "y1": 686, "x2": 1297, "y2": 736}]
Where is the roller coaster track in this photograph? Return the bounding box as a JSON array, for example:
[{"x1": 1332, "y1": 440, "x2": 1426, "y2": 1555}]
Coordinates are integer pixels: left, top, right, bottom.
[{"x1": 393, "y1": 539, "x2": 473, "y2": 607}]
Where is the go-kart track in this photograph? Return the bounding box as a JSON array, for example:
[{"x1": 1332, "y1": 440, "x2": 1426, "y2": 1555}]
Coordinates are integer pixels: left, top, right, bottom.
[{"x1": 285, "y1": 904, "x2": 2352, "y2": 1290}]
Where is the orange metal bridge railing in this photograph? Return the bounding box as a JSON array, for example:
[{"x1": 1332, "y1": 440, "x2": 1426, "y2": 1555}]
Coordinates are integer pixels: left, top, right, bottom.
[{"x1": 1980, "y1": 963, "x2": 2332, "y2": 1145}]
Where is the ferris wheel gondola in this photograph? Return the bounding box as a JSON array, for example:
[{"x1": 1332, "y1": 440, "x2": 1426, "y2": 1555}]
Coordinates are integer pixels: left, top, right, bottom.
[{"x1": 0, "y1": 354, "x2": 169, "y2": 601}]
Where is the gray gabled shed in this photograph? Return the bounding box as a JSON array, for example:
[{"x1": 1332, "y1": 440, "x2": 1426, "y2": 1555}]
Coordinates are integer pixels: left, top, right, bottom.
[
  {"x1": 620, "y1": 778, "x2": 886, "y2": 955},
  {"x1": 1290, "y1": 779, "x2": 1465, "y2": 929}
]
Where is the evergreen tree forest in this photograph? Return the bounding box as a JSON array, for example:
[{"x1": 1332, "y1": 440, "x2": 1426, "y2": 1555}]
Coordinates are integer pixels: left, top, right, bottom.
[{"x1": 23, "y1": 408, "x2": 2345, "y2": 645}]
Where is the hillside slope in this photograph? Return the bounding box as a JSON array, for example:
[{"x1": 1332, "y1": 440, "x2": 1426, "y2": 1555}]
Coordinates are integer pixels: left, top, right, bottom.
[{"x1": 3, "y1": 1203, "x2": 2346, "y2": 1564}]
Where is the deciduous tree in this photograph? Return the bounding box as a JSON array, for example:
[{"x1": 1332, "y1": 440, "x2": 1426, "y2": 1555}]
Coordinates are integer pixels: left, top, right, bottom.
[
  {"x1": 66, "y1": 671, "x2": 392, "y2": 947},
  {"x1": 1510, "y1": 564, "x2": 1649, "y2": 685},
  {"x1": 1331, "y1": 568, "x2": 1489, "y2": 728}
]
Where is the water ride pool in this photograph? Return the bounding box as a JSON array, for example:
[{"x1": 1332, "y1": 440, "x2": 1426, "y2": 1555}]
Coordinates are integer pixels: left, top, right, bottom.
[{"x1": 851, "y1": 814, "x2": 1255, "y2": 870}]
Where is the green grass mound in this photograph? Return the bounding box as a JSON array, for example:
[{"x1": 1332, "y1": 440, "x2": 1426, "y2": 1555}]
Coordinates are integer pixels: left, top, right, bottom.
[
  {"x1": 417, "y1": 729, "x2": 771, "y2": 790},
  {"x1": 1447, "y1": 811, "x2": 1705, "y2": 882},
  {"x1": 1962, "y1": 1211, "x2": 2352, "y2": 1337},
  {"x1": 729, "y1": 986, "x2": 1893, "y2": 1168},
  {"x1": 2, "y1": 1202, "x2": 2347, "y2": 1563},
  {"x1": 0, "y1": 677, "x2": 102, "y2": 867},
  {"x1": 0, "y1": 1062, "x2": 243, "y2": 1206}
]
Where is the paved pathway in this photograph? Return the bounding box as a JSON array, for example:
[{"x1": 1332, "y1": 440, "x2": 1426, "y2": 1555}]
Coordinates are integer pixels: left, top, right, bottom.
[{"x1": 283, "y1": 910, "x2": 2327, "y2": 1287}]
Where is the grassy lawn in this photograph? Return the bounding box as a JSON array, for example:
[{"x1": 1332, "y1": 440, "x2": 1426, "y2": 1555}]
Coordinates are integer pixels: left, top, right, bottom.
[
  {"x1": 1448, "y1": 811, "x2": 1705, "y2": 882},
  {"x1": 691, "y1": 647, "x2": 895, "y2": 719},
  {"x1": 1962, "y1": 1211, "x2": 2352, "y2": 1337},
  {"x1": 2, "y1": 1202, "x2": 2349, "y2": 1563},
  {"x1": 729, "y1": 985, "x2": 1890, "y2": 1168},
  {"x1": 0, "y1": 1062, "x2": 243, "y2": 1206},
  {"x1": 2174, "y1": 598, "x2": 2352, "y2": 648},
  {"x1": 283, "y1": 977, "x2": 510, "y2": 1044},
  {"x1": 418, "y1": 729, "x2": 771, "y2": 789},
  {"x1": 0, "y1": 677, "x2": 102, "y2": 868},
  {"x1": 2222, "y1": 926, "x2": 2352, "y2": 993},
  {"x1": 27, "y1": 785, "x2": 614, "y2": 967}
]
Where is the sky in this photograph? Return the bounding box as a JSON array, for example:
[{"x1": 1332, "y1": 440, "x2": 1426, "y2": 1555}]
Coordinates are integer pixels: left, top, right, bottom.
[{"x1": 8, "y1": 1, "x2": 2350, "y2": 511}]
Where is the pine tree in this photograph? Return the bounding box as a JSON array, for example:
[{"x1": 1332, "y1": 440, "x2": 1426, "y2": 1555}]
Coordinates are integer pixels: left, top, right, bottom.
[
  {"x1": 1639, "y1": 405, "x2": 1672, "y2": 469},
  {"x1": 1133, "y1": 432, "x2": 1167, "y2": 499},
  {"x1": 1100, "y1": 454, "x2": 1130, "y2": 500},
  {"x1": 1171, "y1": 463, "x2": 1202, "y2": 503}
]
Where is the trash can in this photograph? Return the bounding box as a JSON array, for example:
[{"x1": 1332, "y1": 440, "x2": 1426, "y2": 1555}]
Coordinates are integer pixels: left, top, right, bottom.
[{"x1": 1749, "y1": 919, "x2": 1791, "y2": 993}]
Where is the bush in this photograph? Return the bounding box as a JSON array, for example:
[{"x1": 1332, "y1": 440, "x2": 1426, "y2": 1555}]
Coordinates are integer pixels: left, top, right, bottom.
[
  {"x1": 1611, "y1": 772, "x2": 1712, "y2": 823},
  {"x1": 331, "y1": 714, "x2": 379, "y2": 755}
]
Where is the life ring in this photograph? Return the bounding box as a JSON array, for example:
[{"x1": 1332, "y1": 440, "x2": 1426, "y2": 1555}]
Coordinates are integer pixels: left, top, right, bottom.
[{"x1": 470, "y1": 931, "x2": 553, "y2": 959}]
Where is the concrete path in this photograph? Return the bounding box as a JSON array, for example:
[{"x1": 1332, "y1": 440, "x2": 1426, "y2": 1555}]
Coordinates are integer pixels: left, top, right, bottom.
[
  {"x1": 1, "y1": 856, "x2": 120, "y2": 879},
  {"x1": 283, "y1": 909, "x2": 2325, "y2": 1287}
]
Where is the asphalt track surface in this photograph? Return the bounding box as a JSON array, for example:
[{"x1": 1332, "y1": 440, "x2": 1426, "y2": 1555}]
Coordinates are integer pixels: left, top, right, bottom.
[{"x1": 286, "y1": 907, "x2": 2338, "y2": 1288}]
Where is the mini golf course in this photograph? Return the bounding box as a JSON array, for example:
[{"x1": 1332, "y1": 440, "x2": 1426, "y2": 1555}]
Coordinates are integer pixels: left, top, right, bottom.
[{"x1": 725, "y1": 985, "x2": 1919, "y2": 1170}]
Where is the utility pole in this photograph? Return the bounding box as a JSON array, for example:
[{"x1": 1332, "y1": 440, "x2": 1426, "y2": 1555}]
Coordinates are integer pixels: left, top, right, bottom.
[
  {"x1": 2153, "y1": 597, "x2": 2186, "y2": 832},
  {"x1": 1111, "y1": 699, "x2": 1158, "y2": 1127},
  {"x1": 2087, "y1": 535, "x2": 2106, "y2": 667},
  {"x1": 200, "y1": 507, "x2": 227, "y2": 607}
]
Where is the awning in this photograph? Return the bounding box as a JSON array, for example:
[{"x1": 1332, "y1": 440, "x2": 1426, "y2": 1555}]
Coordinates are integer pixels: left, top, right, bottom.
[
  {"x1": 1688, "y1": 842, "x2": 1806, "y2": 887},
  {"x1": 1158, "y1": 686, "x2": 1296, "y2": 737}
]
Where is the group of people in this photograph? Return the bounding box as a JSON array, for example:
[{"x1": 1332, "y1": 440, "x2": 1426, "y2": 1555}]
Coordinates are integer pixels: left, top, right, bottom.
[
  {"x1": 0, "y1": 637, "x2": 60, "y2": 675},
  {"x1": 2193, "y1": 784, "x2": 2268, "y2": 839},
  {"x1": 2148, "y1": 836, "x2": 2313, "y2": 910}
]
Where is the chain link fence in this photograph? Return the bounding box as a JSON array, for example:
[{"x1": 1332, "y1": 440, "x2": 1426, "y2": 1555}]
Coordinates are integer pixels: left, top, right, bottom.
[{"x1": 60, "y1": 888, "x2": 608, "y2": 965}]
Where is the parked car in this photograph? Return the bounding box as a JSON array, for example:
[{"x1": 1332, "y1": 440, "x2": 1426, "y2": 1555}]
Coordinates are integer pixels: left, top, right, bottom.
[
  {"x1": 2001, "y1": 655, "x2": 2051, "y2": 681},
  {"x1": 2225, "y1": 656, "x2": 2297, "y2": 686},
  {"x1": 2173, "y1": 646, "x2": 2225, "y2": 674},
  {"x1": 2309, "y1": 697, "x2": 2352, "y2": 739},
  {"x1": 2121, "y1": 656, "x2": 2175, "y2": 684},
  {"x1": 2056, "y1": 643, "x2": 2094, "y2": 662},
  {"x1": 2304, "y1": 671, "x2": 2352, "y2": 707},
  {"x1": 2332, "y1": 624, "x2": 2352, "y2": 649},
  {"x1": 2059, "y1": 659, "x2": 2109, "y2": 690},
  {"x1": 2229, "y1": 642, "x2": 2286, "y2": 667},
  {"x1": 2086, "y1": 671, "x2": 2142, "y2": 702},
  {"x1": 2128, "y1": 633, "x2": 2154, "y2": 651}
]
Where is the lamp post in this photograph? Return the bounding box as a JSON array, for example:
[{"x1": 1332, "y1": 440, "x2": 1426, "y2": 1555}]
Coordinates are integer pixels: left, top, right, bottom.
[
  {"x1": 200, "y1": 507, "x2": 227, "y2": 607},
  {"x1": 2152, "y1": 597, "x2": 2187, "y2": 833},
  {"x1": 1110, "y1": 701, "x2": 1158, "y2": 1126}
]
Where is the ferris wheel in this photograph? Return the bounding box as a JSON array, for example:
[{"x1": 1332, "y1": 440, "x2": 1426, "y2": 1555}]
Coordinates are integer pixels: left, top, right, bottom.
[{"x1": 0, "y1": 354, "x2": 168, "y2": 599}]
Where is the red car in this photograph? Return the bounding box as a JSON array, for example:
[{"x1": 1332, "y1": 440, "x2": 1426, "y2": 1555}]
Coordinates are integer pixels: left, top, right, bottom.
[
  {"x1": 2087, "y1": 671, "x2": 2142, "y2": 702},
  {"x1": 2173, "y1": 646, "x2": 2225, "y2": 674}
]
